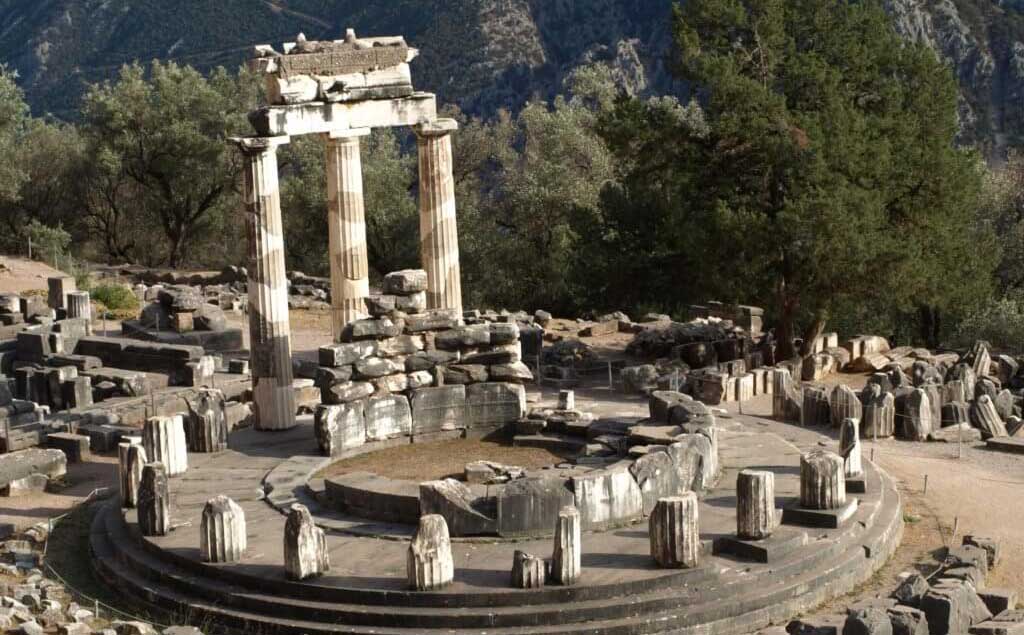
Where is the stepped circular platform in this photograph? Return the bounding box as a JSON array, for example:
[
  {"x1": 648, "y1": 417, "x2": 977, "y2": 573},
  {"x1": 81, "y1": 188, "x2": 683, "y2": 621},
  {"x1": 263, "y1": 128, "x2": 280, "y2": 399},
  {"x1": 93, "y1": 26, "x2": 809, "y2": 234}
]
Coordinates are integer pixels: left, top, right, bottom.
[{"x1": 90, "y1": 418, "x2": 903, "y2": 635}]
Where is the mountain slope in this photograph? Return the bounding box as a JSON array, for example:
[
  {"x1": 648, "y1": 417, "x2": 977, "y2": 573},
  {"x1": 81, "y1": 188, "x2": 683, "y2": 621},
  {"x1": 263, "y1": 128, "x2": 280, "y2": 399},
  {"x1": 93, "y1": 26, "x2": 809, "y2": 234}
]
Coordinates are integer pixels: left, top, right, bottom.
[{"x1": 0, "y1": 0, "x2": 1021, "y2": 155}]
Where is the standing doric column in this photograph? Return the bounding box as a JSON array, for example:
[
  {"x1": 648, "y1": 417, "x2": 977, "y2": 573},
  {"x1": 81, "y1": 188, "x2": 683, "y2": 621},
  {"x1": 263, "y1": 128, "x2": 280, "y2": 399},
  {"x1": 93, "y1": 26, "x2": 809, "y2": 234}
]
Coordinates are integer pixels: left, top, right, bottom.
[
  {"x1": 233, "y1": 136, "x2": 297, "y2": 432},
  {"x1": 414, "y1": 119, "x2": 462, "y2": 314},
  {"x1": 324, "y1": 128, "x2": 371, "y2": 338}
]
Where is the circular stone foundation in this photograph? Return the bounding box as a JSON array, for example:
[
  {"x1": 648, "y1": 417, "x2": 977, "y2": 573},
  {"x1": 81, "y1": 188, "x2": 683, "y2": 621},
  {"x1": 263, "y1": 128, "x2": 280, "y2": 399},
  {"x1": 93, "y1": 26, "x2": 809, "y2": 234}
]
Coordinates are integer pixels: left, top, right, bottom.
[{"x1": 90, "y1": 414, "x2": 903, "y2": 635}]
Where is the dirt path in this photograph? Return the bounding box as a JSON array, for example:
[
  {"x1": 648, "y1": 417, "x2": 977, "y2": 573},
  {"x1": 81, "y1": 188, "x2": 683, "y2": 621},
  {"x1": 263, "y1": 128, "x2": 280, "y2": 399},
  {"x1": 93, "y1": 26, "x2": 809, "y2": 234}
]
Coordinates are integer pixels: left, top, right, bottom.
[{"x1": 0, "y1": 255, "x2": 67, "y2": 294}]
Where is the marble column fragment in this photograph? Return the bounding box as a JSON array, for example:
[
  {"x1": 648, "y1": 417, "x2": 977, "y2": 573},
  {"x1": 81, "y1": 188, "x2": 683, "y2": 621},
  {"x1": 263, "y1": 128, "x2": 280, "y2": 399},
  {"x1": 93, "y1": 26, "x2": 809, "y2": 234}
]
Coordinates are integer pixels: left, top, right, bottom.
[
  {"x1": 143, "y1": 415, "x2": 188, "y2": 477},
  {"x1": 283, "y1": 504, "x2": 329, "y2": 580},
  {"x1": 971, "y1": 395, "x2": 1008, "y2": 439},
  {"x1": 736, "y1": 469, "x2": 776, "y2": 540},
  {"x1": 233, "y1": 136, "x2": 297, "y2": 432},
  {"x1": 861, "y1": 384, "x2": 895, "y2": 438},
  {"x1": 511, "y1": 550, "x2": 546, "y2": 589},
  {"x1": 407, "y1": 514, "x2": 455, "y2": 591},
  {"x1": 185, "y1": 388, "x2": 228, "y2": 453},
  {"x1": 414, "y1": 119, "x2": 463, "y2": 314},
  {"x1": 117, "y1": 442, "x2": 147, "y2": 508},
  {"x1": 801, "y1": 386, "x2": 830, "y2": 427},
  {"x1": 66, "y1": 291, "x2": 92, "y2": 333},
  {"x1": 771, "y1": 368, "x2": 793, "y2": 420},
  {"x1": 200, "y1": 495, "x2": 247, "y2": 564},
  {"x1": 552, "y1": 506, "x2": 582, "y2": 585},
  {"x1": 558, "y1": 390, "x2": 575, "y2": 411},
  {"x1": 829, "y1": 384, "x2": 862, "y2": 429},
  {"x1": 839, "y1": 418, "x2": 863, "y2": 478},
  {"x1": 138, "y1": 463, "x2": 170, "y2": 537},
  {"x1": 905, "y1": 388, "x2": 933, "y2": 441},
  {"x1": 324, "y1": 128, "x2": 371, "y2": 338},
  {"x1": 799, "y1": 451, "x2": 846, "y2": 510},
  {"x1": 649, "y1": 494, "x2": 700, "y2": 568}
]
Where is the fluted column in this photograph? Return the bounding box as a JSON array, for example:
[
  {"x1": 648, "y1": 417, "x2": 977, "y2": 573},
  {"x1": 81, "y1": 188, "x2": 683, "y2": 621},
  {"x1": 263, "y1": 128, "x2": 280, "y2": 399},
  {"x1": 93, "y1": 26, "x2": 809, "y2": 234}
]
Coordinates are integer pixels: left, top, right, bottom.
[
  {"x1": 324, "y1": 128, "x2": 371, "y2": 338},
  {"x1": 737, "y1": 470, "x2": 776, "y2": 540},
  {"x1": 414, "y1": 119, "x2": 462, "y2": 314},
  {"x1": 233, "y1": 136, "x2": 297, "y2": 432}
]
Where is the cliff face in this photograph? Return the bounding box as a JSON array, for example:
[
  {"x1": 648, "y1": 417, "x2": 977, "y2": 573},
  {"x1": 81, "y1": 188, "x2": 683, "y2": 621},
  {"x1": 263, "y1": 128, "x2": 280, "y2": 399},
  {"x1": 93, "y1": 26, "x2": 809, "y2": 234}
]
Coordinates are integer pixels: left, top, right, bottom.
[{"x1": 0, "y1": 0, "x2": 1021, "y2": 155}]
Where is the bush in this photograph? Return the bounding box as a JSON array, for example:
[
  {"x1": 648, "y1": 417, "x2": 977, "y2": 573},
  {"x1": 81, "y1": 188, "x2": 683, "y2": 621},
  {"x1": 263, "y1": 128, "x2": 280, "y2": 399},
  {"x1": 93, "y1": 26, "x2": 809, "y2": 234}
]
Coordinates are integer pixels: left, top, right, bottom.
[
  {"x1": 953, "y1": 292, "x2": 1024, "y2": 352},
  {"x1": 26, "y1": 220, "x2": 71, "y2": 263},
  {"x1": 90, "y1": 283, "x2": 139, "y2": 319}
]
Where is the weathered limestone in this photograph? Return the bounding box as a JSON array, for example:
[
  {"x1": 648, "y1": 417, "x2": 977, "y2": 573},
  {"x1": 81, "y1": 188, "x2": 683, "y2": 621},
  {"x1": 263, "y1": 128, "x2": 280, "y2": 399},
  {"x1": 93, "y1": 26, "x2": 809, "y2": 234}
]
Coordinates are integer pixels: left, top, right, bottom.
[
  {"x1": 551, "y1": 506, "x2": 581, "y2": 585},
  {"x1": 184, "y1": 388, "x2": 228, "y2": 453},
  {"x1": 142, "y1": 416, "x2": 188, "y2": 477},
  {"x1": 234, "y1": 136, "x2": 297, "y2": 431},
  {"x1": 905, "y1": 389, "x2": 933, "y2": 442},
  {"x1": 799, "y1": 451, "x2": 846, "y2": 510},
  {"x1": 737, "y1": 469, "x2": 776, "y2": 540},
  {"x1": 971, "y1": 395, "x2": 1008, "y2": 439},
  {"x1": 407, "y1": 514, "x2": 454, "y2": 591},
  {"x1": 802, "y1": 386, "x2": 830, "y2": 427},
  {"x1": 117, "y1": 442, "x2": 147, "y2": 508},
  {"x1": 772, "y1": 368, "x2": 800, "y2": 421},
  {"x1": 200, "y1": 495, "x2": 247, "y2": 563},
  {"x1": 283, "y1": 504, "x2": 329, "y2": 580},
  {"x1": 862, "y1": 384, "x2": 896, "y2": 438},
  {"x1": 138, "y1": 463, "x2": 170, "y2": 536},
  {"x1": 649, "y1": 494, "x2": 700, "y2": 568},
  {"x1": 829, "y1": 385, "x2": 863, "y2": 429},
  {"x1": 839, "y1": 418, "x2": 863, "y2": 478},
  {"x1": 414, "y1": 119, "x2": 462, "y2": 314},
  {"x1": 47, "y1": 276, "x2": 76, "y2": 311},
  {"x1": 66, "y1": 291, "x2": 92, "y2": 333},
  {"x1": 558, "y1": 390, "x2": 575, "y2": 411},
  {"x1": 324, "y1": 128, "x2": 371, "y2": 336},
  {"x1": 314, "y1": 402, "x2": 365, "y2": 456},
  {"x1": 511, "y1": 550, "x2": 545, "y2": 589}
]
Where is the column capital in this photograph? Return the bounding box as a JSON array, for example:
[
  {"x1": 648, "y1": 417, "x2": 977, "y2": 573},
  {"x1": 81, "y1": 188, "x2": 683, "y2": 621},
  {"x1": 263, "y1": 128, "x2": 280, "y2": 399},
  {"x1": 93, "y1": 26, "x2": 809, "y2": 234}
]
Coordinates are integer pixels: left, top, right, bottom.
[
  {"x1": 230, "y1": 135, "x2": 291, "y2": 155},
  {"x1": 413, "y1": 118, "x2": 458, "y2": 139},
  {"x1": 323, "y1": 127, "x2": 372, "y2": 143}
]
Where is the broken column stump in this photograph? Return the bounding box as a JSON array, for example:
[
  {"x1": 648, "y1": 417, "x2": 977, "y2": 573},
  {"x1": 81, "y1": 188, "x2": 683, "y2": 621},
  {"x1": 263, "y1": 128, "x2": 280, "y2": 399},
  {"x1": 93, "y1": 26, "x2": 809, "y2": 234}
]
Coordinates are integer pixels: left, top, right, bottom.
[
  {"x1": 284, "y1": 504, "x2": 329, "y2": 581},
  {"x1": 185, "y1": 388, "x2": 229, "y2": 453},
  {"x1": 839, "y1": 417, "x2": 865, "y2": 493},
  {"x1": 511, "y1": 550, "x2": 545, "y2": 589},
  {"x1": 558, "y1": 390, "x2": 575, "y2": 411},
  {"x1": 200, "y1": 495, "x2": 247, "y2": 563},
  {"x1": 971, "y1": 395, "x2": 1008, "y2": 439},
  {"x1": 138, "y1": 463, "x2": 170, "y2": 537},
  {"x1": 66, "y1": 291, "x2": 92, "y2": 333},
  {"x1": 649, "y1": 494, "x2": 700, "y2": 569},
  {"x1": 861, "y1": 384, "x2": 895, "y2": 438},
  {"x1": 782, "y1": 450, "x2": 858, "y2": 528},
  {"x1": 117, "y1": 442, "x2": 147, "y2": 508},
  {"x1": 551, "y1": 505, "x2": 581, "y2": 585},
  {"x1": 143, "y1": 415, "x2": 188, "y2": 477},
  {"x1": 905, "y1": 388, "x2": 934, "y2": 441},
  {"x1": 737, "y1": 469, "x2": 776, "y2": 540},
  {"x1": 829, "y1": 384, "x2": 862, "y2": 429},
  {"x1": 407, "y1": 514, "x2": 455, "y2": 591}
]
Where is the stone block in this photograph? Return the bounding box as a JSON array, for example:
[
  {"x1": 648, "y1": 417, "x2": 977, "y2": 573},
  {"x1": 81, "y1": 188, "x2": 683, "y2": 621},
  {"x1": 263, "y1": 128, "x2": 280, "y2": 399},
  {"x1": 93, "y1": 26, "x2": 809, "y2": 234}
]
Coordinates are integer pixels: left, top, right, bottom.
[
  {"x1": 319, "y1": 341, "x2": 377, "y2": 367},
  {"x1": 200, "y1": 495, "x2": 246, "y2": 564},
  {"x1": 384, "y1": 269, "x2": 428, "y2": 295},
  {"x1": 364, "y1": 394, "x2": 412, "y2": 441},
  {"x1": 496, "y1": 477, "x2": 575, "y2": 538},
  {"x1": 407, "y1": 514, "x2": 454, "y2": 591},
  {"x1": 411, "y1": 385, "x2": 466, "y2": 436},
  {"x1": 315, "y1": 402, "x2": 365, "y2": 457},
  {"x1": 571, "y1": 463, "x2": 643, "y2": 530},
  {"x1": 323, "y1": 381, "x2": 374, "y2": 405},
  {"x1": 630, "y1": 451, "x2": 682, "y2": 516},
  {"x1": 466, "y1": 382, "x2": 526, "y2": 429},
  {"x1": 0, "y1": 448, "x2": 67, "y2": 493},
  {"x1": 511, "y1": 550, "x2": 545, "y2": 589},
  {"x1": 142, "y1": 416, "x2": 188, "y2": 477},
  {"x1": 551, "y1": 506, "x2": 581, "y2": 586},
  {"x1": 649, "y1": 494, "x2": 700, "y2": 568},
  {"x1": 419, "y1": 479, "x2": 496, "y2": 536},
  {"x1": 138, "y1": 463, "x2": 170, "y2": 536},
  {"x1": 46, "y1": 433, "x2": 90, "y2": 463},
  {"x1": 284, "y1": 504, "x2": 329, "y2": 580}
]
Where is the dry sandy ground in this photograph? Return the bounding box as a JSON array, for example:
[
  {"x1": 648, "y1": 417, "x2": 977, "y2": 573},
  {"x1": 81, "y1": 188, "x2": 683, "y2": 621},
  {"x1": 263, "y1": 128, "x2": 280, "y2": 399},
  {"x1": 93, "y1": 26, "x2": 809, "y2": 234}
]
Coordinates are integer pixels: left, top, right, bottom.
[{"x1": 0, "y1": 256, "x2": 66, "y2": 294}]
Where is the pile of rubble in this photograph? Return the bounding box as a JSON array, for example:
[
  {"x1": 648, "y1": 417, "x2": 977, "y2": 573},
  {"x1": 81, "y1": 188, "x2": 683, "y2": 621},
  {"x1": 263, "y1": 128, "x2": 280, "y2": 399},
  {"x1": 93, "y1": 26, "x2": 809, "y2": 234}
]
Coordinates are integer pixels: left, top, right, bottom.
[
  {"x1": 0, "y1": 523, "x2": 203, "y2": 634},
  {"x1": 788, "y1": 535, "x2": 1020, "y2": 635},
  {"x1": 313, "y1": 269, "x2": 536, "y2": 455},
  {"x1": 124, "y1": 285, "x2": 242, "y2": 352}
]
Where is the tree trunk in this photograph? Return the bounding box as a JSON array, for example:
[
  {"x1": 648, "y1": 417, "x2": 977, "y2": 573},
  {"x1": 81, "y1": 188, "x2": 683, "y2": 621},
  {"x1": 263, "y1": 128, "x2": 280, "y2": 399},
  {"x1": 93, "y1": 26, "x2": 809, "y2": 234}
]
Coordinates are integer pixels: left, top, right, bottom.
[
  {"x1": 798, "y1": 312, "x2": 827, "y2": 358},
  {"x1": 917, "y1": 305, "x2": 941, "y2": 349}
]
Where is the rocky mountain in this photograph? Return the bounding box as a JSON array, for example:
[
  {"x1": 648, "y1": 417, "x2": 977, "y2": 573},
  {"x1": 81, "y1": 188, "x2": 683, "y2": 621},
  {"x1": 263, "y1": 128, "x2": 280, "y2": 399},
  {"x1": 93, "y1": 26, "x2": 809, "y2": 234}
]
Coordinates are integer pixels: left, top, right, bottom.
[{"x1": 0, "y1": 0, "x2": 1021, "y2": 155}]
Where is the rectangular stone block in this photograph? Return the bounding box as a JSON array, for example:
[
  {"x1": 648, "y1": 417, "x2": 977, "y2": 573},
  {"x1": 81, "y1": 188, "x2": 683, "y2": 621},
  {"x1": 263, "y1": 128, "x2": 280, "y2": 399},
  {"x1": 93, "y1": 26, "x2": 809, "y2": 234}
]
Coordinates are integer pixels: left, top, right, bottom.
[
  {"x1": 365, "y1": 394, "x2": 412, "y2": 442},
  {"x1": 497, "y1": 477, "x2": 575, "y2": 538},
  {"x1": 411, "y1": 385, "x2": 466, "y2": 437},
  {"x1": 318, "y1": 341, "x2": 377, "y2": 367},
  {"x1": 465, "y1": 382, "x2": 526, "y2": 430},
  {"x1": 571, "y1": 463, "x2": 644, "y2": 530},
  {"x1": 46, "y1": 432, "x2": 91, "y2": 463}
]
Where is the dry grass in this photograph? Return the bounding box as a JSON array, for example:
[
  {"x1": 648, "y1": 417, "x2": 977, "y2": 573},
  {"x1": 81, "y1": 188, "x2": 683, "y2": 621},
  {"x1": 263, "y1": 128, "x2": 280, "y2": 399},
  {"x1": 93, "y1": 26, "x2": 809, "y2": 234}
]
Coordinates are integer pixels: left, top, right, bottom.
[{"x1": 317, "y1": 437, "x2": 570, "y2": 482}]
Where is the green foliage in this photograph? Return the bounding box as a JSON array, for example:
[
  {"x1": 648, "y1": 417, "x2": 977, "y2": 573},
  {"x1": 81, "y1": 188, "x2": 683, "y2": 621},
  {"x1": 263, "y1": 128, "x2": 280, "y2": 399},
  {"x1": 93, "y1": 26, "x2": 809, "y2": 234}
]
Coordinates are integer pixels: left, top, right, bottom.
[
  {"x1": 91, "y1": 283, "x2": 140, "y2": 314},
  {"x1": 24, "y1": 220, "x2": 71, "y2": 263},
  {"x1": 952, "y1": 291, "x2": 1024, "y2": 352},
  {"x1": 77, "y1": 61, "x2": 256, "y2": 267},
  {"x1": 595, "y1": 0, "x2": 994, "y2": 352},
  {"x1": 0, "y1": 66, "x2": 28, "y2": 214}
]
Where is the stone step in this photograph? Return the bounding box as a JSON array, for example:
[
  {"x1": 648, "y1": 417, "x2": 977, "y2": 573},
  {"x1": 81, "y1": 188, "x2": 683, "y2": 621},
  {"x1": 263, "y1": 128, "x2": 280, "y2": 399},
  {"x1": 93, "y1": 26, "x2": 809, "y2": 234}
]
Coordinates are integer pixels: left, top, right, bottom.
[{"x1": 92, "y1": 490, "x2": 900, "y2": 635}]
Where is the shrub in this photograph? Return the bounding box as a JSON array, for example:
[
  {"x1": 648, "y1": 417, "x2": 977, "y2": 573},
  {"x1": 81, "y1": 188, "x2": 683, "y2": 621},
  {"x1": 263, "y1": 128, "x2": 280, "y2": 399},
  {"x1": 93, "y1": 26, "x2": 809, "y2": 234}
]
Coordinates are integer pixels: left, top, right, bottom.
[
  {"x1": 90, "y1": 283, "x2": 139, "y2": 320},
  {"x1": 953, "y1": 292, "x2": 1024, "y2": 352}
]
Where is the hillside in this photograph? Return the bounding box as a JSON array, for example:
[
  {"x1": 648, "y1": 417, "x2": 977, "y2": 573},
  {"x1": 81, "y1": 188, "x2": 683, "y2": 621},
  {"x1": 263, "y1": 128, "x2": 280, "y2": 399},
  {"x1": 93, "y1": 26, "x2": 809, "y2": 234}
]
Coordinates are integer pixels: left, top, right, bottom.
[{"x1": 0, "y1": 0, "x2": 1022, "y2": 154}]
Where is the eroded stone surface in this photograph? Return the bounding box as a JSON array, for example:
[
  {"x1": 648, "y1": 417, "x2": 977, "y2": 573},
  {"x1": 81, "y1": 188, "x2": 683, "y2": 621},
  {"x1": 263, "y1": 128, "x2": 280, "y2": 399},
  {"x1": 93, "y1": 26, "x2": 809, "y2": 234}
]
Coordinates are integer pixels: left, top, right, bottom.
[{"x1": 407, "y1": 514, "x2": 454, "y2": 591}]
